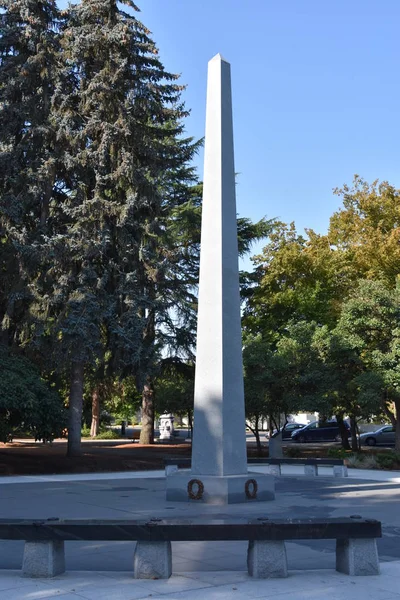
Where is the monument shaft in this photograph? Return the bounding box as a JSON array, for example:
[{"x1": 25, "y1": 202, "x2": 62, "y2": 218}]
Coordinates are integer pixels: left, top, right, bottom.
[
  {"x1": 191, "y1": 55, "x2": 247, "y2": 477},
  {"x1": 166, "y1": 55, "x2": 274, "y2": 503}
]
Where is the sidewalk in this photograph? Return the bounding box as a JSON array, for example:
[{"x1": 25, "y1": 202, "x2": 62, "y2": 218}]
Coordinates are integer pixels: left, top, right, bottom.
[
  {"x1": 0, "y1": 465, "x2": 399, "y2": 599},
  {"x1": 1, "y1": 561, "x2": 400, "y2": 600},
  {"x1": 1, "y1": 463, "x2": 400, "y2": 485}
]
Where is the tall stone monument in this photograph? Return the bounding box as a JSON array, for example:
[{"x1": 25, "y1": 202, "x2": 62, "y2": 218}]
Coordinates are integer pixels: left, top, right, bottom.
[{"x1": 166, "y1": 54, "x2": 275, "y2": 504}]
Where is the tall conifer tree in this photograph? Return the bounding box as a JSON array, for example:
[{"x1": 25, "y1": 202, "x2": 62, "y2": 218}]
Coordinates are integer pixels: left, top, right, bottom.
[
  {"x1": 44, "y1": 0, "x2": 197, "y2": 454},
  {"x1": 0, "y1": 0, "x2": 62, "y2": 348}
]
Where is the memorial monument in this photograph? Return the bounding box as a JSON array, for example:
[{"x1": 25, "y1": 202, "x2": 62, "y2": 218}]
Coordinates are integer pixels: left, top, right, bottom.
[
  {"x1": 166, "y1": 54, "x2": 275, "y2": 504},
  {"x1": 159, "y1": 413, "x2": 175, "y2": 442}
]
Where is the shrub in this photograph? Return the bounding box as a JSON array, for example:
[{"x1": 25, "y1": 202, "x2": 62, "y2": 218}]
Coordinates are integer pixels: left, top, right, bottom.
[
  {"x1": 327, "y1": 447, "x2": 349, "y2": 459},
  {"x1": 375, "y1": 452, "x2": 400, "y2": 470},
  {"x1": 361, "y1": 455, "x2": 379, "y2": 469},
  {"x1": 344, "y1": 453, "x2": 376, "y2": 469},
  {"x1": 95, "y1": 429, "x2": 120, "y2": 440},
  {"x1": 345, "y1": 454, "x2": 359, "y2": 468},
  {"x1": 285, "y1": 446, "x2": 301, "y2": 458},
  {"x1": 0, "y1": 346, "x2": 66, "y2": 443},
  {"x1": 81, "y1": 425, "x2": 91, "y2": 438}
]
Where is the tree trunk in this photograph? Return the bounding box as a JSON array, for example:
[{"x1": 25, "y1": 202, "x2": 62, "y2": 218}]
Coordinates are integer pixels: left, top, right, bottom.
[
  {"x1": 90, "y1": 387, "x2": 100, "y2": 438},
  {"x1": 246, "y1": 416, "x2": 263, "y2": 457},
  {"x1": 336, "y1": 413, "x2": 351, "y2": 450},
  {"x1": 139, "y1": 377, "x2": 154, "y2": 445},
  {"x1": 67, "y1": 361, "x2": 84, "y2": 457},
  {"x1": 350, "y1": 415, "x2": 359, "y2": 451},
  {"x1": 254, "y1": 427, "x2": 263, "y2": 457},
  {"x1": 395, "y1": 400, "x2": 400, "y2": 453}
]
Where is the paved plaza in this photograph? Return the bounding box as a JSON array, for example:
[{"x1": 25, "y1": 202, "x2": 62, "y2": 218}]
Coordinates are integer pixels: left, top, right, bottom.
[{"x1": 0, "y1": 465, "x2": 400, "y2": 599}]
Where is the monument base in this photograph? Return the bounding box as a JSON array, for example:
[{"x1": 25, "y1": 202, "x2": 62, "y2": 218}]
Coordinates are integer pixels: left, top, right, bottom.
[{"x1": 166, "y1": 470, "x2": 275, "y2": 504}]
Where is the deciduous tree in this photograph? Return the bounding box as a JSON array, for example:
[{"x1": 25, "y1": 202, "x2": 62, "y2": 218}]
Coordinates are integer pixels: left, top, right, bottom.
[{"x1": 337, "y1": 280, "x2": 400, "y2": 450}]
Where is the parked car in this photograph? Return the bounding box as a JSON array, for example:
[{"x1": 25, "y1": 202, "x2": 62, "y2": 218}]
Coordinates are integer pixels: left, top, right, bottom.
[
  {"x1": 273, "y1": 423, "x2": 307, "y2": 440},
  {"x1": 359, "y1": 425, "x2": 395, "y2": 447},
  {"x1": 291, "y1": 420, "x2": 350, "y2": 443}
]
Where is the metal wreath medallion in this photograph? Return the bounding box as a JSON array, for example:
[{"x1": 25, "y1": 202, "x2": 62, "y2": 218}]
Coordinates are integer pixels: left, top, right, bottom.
[
  {"x1": 187, "y1": 479, "x2": 204, "y2": 500},
  {"x1": 245, "y1": 478, "x2": 258, "y2": 499}
]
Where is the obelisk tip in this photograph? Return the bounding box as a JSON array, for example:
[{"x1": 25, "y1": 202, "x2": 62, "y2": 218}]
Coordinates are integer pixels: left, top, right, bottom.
[{"x1": 210, "y1": 53, "x2": 229, "y2": 64}]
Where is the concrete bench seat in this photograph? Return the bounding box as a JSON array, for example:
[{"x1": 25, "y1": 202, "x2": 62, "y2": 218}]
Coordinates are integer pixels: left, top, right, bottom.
[
  {"x1": 0, "y1": 516, "x2": 381, "y2": 579},
  {"x1": 164, "y1": 457, "x2": 348, "y2": 477}
]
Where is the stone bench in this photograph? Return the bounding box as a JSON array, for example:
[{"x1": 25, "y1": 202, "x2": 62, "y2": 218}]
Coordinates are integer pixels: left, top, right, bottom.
[
  {"x1": 164, "y1": 457, "x2": 348, "y2": 477},
  {"x1": 0, "y1": 516, "x2": 380, "y2": 578}
]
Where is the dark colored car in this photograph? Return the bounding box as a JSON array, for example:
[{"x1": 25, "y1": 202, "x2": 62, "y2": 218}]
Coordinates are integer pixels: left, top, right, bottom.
[
  {"x1": 291, "y1": 420, "x2": 350, "y2": 443},
  {"x1": 273, "y1": 423, "x2": 307, "y2": 440}
]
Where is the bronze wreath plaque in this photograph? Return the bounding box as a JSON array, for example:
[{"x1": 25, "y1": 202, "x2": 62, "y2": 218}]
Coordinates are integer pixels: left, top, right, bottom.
[
  {"x1": 187, "y1": 478, "x2": 204, "y2": 500},
  {"x1": 245, "y1": 478, "x2": 258, "y2": 499}
]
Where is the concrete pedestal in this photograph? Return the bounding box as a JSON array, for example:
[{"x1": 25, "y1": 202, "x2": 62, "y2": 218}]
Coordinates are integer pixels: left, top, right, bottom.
[
  {"x1": 22, "y1": 540, "x2": 65, "y2": 578},
  {"x1": 336, "y1": 538, "x2": 380, "y2": 576},
  {"x1": 166, "y1": 470, "x2": 274, "y2": 504},
  {"x1": 159, "y1": 414, "x2": 175, "y2": 442},
  {"x1": 334, "y1": 465, "x2": 348, "y2": 477},
  {"x1": 133, "y1": 541, "x2": 172, "y2": 579},
  {"x1": 267, "y1": 464, "x2": 282, "y2": 476},
  {"x1": 304, "y1": 465, "x2": 318, "y2": 476},
  {"x1": 247, "y1": 540, "x2": 288, "y2": 578}
]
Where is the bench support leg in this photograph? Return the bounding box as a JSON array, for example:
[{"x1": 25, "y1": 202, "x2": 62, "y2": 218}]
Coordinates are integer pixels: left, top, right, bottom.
[
  {"x1": 22, "y1": 540, "x2": 65, "y2": 578},
  {"x1": 133, "y1": 541, "x2": 172, "y2": 579},
  {"x1": 336, "y1": 538, "x2": 380, "y2": 575},
  {"x1": 304, "y1": 465, "x2": 318, "y2": 476},
  {"x1": 247, "y1": 540, "x2": 288, "y2": 578},
  {"x1": 165, "y1": 465, "x2": 179, "y2": 476},
  {"x1": 267, "y1": 464, "x2": 281, "y2": 476},
  {"x1": 333, "y1": 465, "x2": 348, "y2": 477}
]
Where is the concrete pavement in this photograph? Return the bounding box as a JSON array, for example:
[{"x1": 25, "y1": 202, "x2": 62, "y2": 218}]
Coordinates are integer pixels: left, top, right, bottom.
[
  {"x1": 1, "y1": 563, "x2": 400, "y2": 600},
  {"x1": 0, "y1": 464, "x2": 399, "y2": 599}
]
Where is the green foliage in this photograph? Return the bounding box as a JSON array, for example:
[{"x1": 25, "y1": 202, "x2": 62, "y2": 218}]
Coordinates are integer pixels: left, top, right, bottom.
[
  {"x1": 155, "y1": 360, "x2": 194, "y2": 417},
  {"x1": 330, "y1": 176, "x2": 400, "y2": 285},
  {"x1": 244, "y1": 178, "x2": 400, "y2": 450},
  {"x1": 0, "y1": 0, "x2": 63, "y2": 348},
  {"x1": 346, "y1": 453, "x2": 378, "y2": 469},
  {"x1": 243, "y1": 335, "x2": 278, "y2": 428},
  {"x1": 244, "y1": 222, "x2": 353, "y2": 340},
  {"x1": 95, "y1": 429, "x2": 120, "y2": 440},
  {"x1": 0, "y1": 346, "x2": 66, "y2": 442},
  {"x1": 243, "y1": 323, "x2": 324, "y2": 444},
  {"x1": 101, "y1": 377, "x2": 141, "y2": 425},
  {"x1": 327, "y1": 447, "x2": 350, "y2": 459},
  {"x1": 337, "y1": 280, "x2": 400, "y2": 358},
  {"x1": 336, "y1": 280, "x2": 400, "y2": 447},
  {"x1": 81, "y1": 425, "x2": 120, "y2": 439},
  {"x1": 3, "y1": 4, "x2": 400, "y2": 461},
  {"x1": 0, "y1": 0, "x2": 279, "y2": 453},
  {"x1": 1, "y1": 0, "x2": 202, "y2": 453},
  {"x1": 285, "y1": 446, "x2": 301, "y2": 458},
  {"x1": 375, "y1": 452, "x2": 400, "y2": 470},
  {"x1": 81, "y1": 425, "x2": 91, "y2": 438},
  {"x1": 243, "y1": 320, "x2": 333, "y2": 437}
]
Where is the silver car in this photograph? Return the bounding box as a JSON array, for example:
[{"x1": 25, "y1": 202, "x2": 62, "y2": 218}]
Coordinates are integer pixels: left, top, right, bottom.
[{"x1": 359, "y1": 425, "x2": 396, "y2": 447}]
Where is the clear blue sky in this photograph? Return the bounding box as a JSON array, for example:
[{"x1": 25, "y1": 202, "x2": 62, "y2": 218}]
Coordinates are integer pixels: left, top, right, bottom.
[{"x1": 58, "y1": 0, "x2": 400, "y2": 259}]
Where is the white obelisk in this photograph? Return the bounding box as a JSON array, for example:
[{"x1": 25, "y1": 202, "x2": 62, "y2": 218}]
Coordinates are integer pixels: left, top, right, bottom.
[
  {"x1": 191, "y1": 54, "x2": 247, "y2": 477},
  {"x1": 166, "y1": 55, "x2": 274, "y2": 503}
]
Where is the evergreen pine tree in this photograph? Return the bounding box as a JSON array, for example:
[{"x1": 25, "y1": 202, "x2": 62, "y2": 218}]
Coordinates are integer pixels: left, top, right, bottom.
[
  {"x1": 45, "y1": 0, "x2": 197, "y2": 454},
  {"x1": 0, "y1": 0, "x2": 62, "y2": 348}
]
